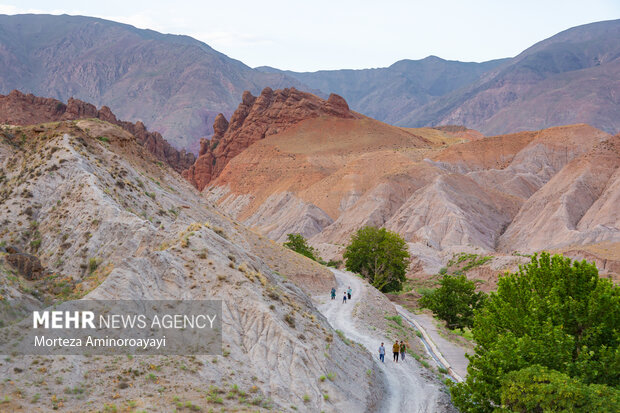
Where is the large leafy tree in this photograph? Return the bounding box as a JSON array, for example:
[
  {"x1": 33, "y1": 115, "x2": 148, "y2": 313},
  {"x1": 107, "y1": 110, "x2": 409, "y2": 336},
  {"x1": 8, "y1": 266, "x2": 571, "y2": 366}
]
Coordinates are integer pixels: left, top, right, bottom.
[
  {"x1": 343, "y1": 226, "x2": 409, "y2": 292},
  {"x1": 284, "y1": 233, "x2": 319, "y2": 261},
  {"x1": 420, "y1": 274, "x2": 486, "y2": 330},
  {"x1": 451, "y1": 253, "x2": 620, "y2": 412}
]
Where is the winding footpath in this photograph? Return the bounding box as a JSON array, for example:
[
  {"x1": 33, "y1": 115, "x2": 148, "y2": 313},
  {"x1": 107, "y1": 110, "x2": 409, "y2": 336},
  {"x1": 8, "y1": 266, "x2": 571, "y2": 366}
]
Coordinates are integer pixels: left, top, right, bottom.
[{"x1": 315, "y1": 269, "x2": 453, "y2": 412}]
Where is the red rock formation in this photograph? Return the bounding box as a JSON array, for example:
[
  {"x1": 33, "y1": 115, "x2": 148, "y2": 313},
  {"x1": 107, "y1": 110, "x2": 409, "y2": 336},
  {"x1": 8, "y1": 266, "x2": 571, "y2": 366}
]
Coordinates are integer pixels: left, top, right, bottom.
[
  {"x1": 62, "y1": 97, "x2": 99, "y2": 119},
  {"x1": 0, "y1": 90, "x2": 195, "y2": 172},
  {"x1": 183, "y1": 87, "x2": 354, "y2": 190}
]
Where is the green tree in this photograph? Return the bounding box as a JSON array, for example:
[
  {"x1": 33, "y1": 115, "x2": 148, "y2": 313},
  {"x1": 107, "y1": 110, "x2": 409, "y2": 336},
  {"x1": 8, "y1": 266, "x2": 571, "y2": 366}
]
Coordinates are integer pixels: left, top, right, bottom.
[
  {"x1": 343, "y1": 226, "x2": 410, "y2": 292},
  {"x1": 419, "y1": 273, "x2": 486, "y2": 330},
  {"x1": 499, "y1": 365, "x2": 620, "y2": 412},
  {"x1": 451, "y1": 253, "x2": 620, "y2": 412},
  {"x1": 284, "y1": 233, "x2": 319, "y2": 261}
]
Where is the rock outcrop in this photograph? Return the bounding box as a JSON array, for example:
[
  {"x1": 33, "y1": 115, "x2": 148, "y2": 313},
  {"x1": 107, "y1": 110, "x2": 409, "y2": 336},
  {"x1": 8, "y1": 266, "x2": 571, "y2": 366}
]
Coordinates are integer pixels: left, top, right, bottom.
[
  {"x1": 183, "y1": 87, "x2": 354, "y2": 190},
  {"x1": 0, "y1": 90, "x2": 195, "y2": 172},
  {"x1": 5, "y1": 252, "x2": 45, "y2": 280}
]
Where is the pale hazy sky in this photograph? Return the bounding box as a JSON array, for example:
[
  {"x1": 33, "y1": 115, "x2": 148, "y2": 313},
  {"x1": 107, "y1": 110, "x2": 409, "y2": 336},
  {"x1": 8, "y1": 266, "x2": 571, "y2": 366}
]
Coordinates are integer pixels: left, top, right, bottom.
[{"x1": 1, "y1": 1, "x2": 619, "y2": 71}]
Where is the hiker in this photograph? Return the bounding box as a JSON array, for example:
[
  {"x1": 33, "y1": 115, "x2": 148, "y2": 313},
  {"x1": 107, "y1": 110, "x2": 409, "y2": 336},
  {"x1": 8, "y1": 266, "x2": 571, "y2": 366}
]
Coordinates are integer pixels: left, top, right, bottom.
[
  {"x1": 400, "y1": 340, "x2": 406, "y2": 361},
  {"x1": 343, "y1": 291, "x2": 347, "y2": 303},
  {"x1": 347, "y1": 286, "x2": 352, "y2": 300},
  {"x1": 378, "y1": 342, "x2": 385, "y2": 363},
  {"x1": 392, "y1": 341, "x2": 400, "y2": 362},
  {"x1": 331, "y1": 287, "x2": 336, "y2": 300}
]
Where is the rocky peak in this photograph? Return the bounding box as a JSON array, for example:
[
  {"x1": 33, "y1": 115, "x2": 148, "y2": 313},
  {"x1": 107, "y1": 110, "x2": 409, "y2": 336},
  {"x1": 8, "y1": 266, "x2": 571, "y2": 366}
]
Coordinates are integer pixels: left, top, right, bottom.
[
  {"x1": 0, "y1": 90, "x2": 195, "y2": 172},
  {"x1": 212, "y1": 113, "x2": 229, "y2": 140},
  {"x1": 183, "y1": 87, "x2": 355, "y2": 190},
  {"x1": 242, "y1": 90, "x2": 257, "y2": 106},
  {"x1": 63, "y1": 97, "x2": 98, "y2": 119}
]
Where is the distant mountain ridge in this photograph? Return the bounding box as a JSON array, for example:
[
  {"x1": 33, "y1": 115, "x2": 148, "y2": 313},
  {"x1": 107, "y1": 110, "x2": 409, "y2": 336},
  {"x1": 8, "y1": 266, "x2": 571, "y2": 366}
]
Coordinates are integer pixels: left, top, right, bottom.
[
  {"x1": 256, "y1": 56, "x2": 508, "y2": 125},
  {"x1": 262, "y1": 19, "x2": 620, "y2": 135},
  {"x1": 0, "y1": 14, "x2": 310, "y2": 153},
  {"x1": 0, "y1": 14, "x2": 619, "y2": 151},
  {"x1": 401, "y1": 19, "x2": 620, "y2": 135}
]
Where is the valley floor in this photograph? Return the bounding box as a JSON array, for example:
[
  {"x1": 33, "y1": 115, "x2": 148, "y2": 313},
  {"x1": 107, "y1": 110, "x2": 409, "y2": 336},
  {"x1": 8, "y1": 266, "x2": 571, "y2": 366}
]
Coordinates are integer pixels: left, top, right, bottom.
[{"x1": 315, "y1": 269, "x2": 457, "y2": 412}]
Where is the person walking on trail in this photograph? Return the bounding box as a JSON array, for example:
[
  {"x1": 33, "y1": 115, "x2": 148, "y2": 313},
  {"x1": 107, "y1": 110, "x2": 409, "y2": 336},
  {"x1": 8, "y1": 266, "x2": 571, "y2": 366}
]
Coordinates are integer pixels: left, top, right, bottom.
[
  {"x1": 400, "y1": 340, "x2": 406, "y2": 361},
  {"x1": 347, "y1": 286, "x2": 352, "y2": 300},
  {"x1": 378, "y1": 342, "x2": 385, "y2": 363},
  {"x1": 392, "y1": 341, "x2": 400, "y2": 362},
  {"x1": 331, "y1": 287, "x2": 336, "y2": 300},
  {"x1": 343, "y1": 291, "x2": 347, "y2": 304}
]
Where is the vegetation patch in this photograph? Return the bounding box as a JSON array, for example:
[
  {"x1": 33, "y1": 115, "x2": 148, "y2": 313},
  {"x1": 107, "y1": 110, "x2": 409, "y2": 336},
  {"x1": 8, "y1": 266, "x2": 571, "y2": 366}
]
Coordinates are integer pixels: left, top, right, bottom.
[
  {"x1": 284, "y1": 233, "x2": 320, "y2": 262},
  {"x1": 420, "y1": 273, "x2": 486, "y2": 330},
  {"x1": 445, "y1": 252, "x2": 493, "y2": 275},
  {"x1": 343, "y1": 226, "x2": 409, "y2": 292},
  {"x1": 451, "y1": 253, "x2": 620, "y2": 412}
]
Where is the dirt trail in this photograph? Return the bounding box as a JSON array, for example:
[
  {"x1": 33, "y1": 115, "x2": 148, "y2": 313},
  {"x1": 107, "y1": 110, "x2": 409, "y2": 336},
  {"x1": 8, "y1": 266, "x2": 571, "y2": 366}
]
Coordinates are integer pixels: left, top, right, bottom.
[{"x1": 315, "y1": 269, "x2": 453, "y2": 412}]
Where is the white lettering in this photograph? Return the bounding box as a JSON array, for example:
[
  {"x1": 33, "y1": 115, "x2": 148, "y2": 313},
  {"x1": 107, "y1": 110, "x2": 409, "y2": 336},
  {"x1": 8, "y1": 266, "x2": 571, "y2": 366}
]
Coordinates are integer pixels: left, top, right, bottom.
[
  {"x1": 33, "y1": 311, "x2": 48, "y2": 328},
  {"x1": 34, "y1": 336, "x2": 82, "y2": 346},
  {"x1": 206, "y1": 314, "x2": 217, "y2": 328},
  {"x1": 82, "y1": 311, "x2": 95, "y2": 329},
  {"x1": 33, "y1": 311, "x2": 96, "y2": 329},
  {"x1": 51, "y1": 311, "x2": 63, "y2": 328}
]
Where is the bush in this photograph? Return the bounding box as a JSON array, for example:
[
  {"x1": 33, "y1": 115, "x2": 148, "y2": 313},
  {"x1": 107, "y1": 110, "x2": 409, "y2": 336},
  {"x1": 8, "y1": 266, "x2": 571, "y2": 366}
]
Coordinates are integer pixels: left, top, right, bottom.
[
  {"x1": 384, "y1": 315, "x2": 403, "y2": 326},
  {"x1": 88, "y1": 257, "x2": 100, "y2": 274},
  {"x1": 343, "y1": 226, "x2": 409, "y2": 292},
  {"x1": 451, "y1": 253, "x2": 620, "y2": 412},
  {"x1": 284, "y1": 233, "x2": 319, "y2": 261},
  {"x1": 284, "y1": 312, "x2": 295, "y2": 328},
  {"x1": 419, "y1": 273, "x2": 485, "y2": 330}
]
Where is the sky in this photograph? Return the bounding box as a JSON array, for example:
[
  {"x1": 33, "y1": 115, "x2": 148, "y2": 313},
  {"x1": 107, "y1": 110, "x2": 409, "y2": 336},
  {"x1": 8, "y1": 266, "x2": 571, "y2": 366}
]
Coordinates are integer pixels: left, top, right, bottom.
[{"x1": 1, "y1": 1, "x2": 619, "y2": 71}]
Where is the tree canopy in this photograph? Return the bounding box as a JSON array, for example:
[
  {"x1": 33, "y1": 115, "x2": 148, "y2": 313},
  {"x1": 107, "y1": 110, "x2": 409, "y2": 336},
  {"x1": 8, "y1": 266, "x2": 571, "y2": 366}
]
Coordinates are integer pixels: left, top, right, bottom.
[
  {"x1": 283, "y1": 233, "x2": 319, "y2": 261},
  {"x1": 499, "y1": 365, "x2": 620, "y2": 412},
  {"x1": 451, "y1": 253, "x2": 620, "y2": 412},
  {"x1": 343, "y1": 226, "x2": 409, "y2": 292},
  {"x1": 420, "y1": 273, "x2": 486, "y2": 330}
]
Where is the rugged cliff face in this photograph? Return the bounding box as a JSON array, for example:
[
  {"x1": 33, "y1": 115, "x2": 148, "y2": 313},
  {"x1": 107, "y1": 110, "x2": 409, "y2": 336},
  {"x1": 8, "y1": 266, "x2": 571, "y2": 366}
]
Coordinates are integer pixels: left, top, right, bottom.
[
  {"x1": 0, "y1": 90, "x2": 195, "y2": 172},
  {"x1": 183, "y1": 87, "x2": 354, "y2": 190}
]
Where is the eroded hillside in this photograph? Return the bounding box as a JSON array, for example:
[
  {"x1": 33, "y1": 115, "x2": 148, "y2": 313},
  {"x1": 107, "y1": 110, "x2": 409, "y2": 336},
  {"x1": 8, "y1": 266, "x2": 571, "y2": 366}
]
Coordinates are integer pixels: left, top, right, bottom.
[
  {"x1": 0, "y1": 118, "x2": 386, "y2": 411},
  {"x1": 199, "y1": 89, "x2": 620, "y2": 287}
]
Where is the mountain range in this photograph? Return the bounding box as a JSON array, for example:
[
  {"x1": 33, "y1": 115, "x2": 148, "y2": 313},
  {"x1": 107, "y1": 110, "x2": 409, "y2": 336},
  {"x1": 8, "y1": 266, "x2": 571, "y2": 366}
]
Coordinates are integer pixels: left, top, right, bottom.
[{"x1": 1, "y1": 14, "x2": 619, "y2": 152}]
